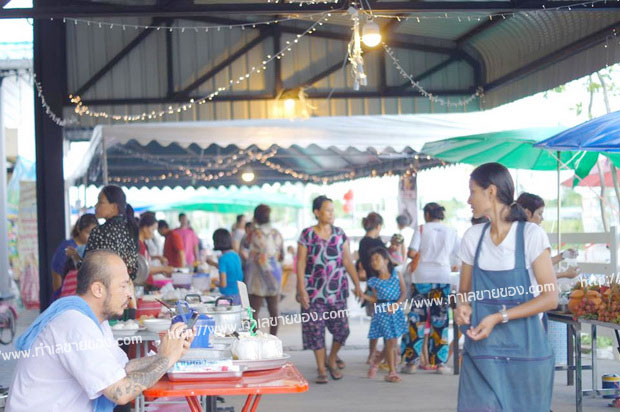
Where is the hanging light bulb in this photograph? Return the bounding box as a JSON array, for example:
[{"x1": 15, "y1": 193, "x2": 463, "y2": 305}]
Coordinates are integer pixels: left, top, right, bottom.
[
  {"x1": 284, "y1": 98, "x2": 296, "y2": 112},
  {"x1": 241, "y1": 169, "x2": 255, "y2": 183},
  {"x1": 362, "y1": 20, "x2": 381, "y2": 47}
]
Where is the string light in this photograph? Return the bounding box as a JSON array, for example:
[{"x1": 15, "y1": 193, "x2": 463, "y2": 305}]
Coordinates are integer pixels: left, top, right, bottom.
[
  {"x1": 383, "y1": 43, "x2": 483, "y2": 108},
  {"x1": 371, "y1": 0, "x2": 614, "y2": 22},
  {"x1": 33, "y1": 74, "x2": 77, "y2": 127},
  {"x1": 267, "y1": 0, "x2": 339, "y2": 4},
  {"x1": 109, "y1": 148, "x2": 278, "y2": 184},
  {"x1": 31, "y1": 5, "x2": 620, "y2": 126},
  {"x1": 59, "y1": 12, "x2": 329, "y2": 33},
  {"x1": 261, "y1": 157, "x2": 356, "y2": 184},
  {"x1": 111, "y1": 145, "x2": 271, "y2": 173},
  {"x1": 107, "y1": 146, "x2": 359, "y2": 185},
  {"x1": 68, "y1": 13, "x2": 331, "y2": 122}
]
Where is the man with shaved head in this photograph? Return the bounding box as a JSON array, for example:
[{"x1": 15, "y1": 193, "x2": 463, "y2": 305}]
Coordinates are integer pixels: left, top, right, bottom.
[{"x1": 7, "y1": 250, "x2": 193, "y2": 412}]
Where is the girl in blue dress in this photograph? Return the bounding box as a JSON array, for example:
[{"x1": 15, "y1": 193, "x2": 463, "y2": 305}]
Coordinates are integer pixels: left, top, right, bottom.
[{"x1": 363, "y1": 247, "x2": 407, "y2": 383}]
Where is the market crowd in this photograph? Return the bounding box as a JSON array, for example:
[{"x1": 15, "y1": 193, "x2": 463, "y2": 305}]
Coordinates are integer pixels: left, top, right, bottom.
[{"x1": 12, "y1": 161, "x2": 581, "y2": 411}]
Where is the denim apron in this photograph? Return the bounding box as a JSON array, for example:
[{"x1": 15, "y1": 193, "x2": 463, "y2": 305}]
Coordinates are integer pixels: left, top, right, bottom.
[{"x1": 457, "y1": 222, "x2": 554, "y2": 412}]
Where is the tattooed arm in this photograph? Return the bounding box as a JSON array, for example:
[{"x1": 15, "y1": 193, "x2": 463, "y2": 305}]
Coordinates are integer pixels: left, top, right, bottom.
[
  {"x1": 102, "y1": 323, "x2": 193, "y2": 405},
  {"x1": 103, "y1": 355, "x2": 170, "y2": 405},
  {"x1": 124, "y1": 354, "x2": 168, "y2": 374}
]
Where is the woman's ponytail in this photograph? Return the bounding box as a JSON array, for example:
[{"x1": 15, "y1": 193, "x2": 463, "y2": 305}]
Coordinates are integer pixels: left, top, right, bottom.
[
  {"x1": 125, "y1": 203, "x2": 140, "y2": 250},
  {"x1": 507, "y1": 201, "x2": 529, "y2": 223}
]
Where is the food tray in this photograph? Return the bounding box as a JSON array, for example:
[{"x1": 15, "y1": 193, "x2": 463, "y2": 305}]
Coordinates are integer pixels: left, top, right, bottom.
[
  {"x1": 167, "y1": 367, "x2": 245, "y2": 382},
  {"x1": 233, "y1": 354, "x2": 291, "y2": 372}
]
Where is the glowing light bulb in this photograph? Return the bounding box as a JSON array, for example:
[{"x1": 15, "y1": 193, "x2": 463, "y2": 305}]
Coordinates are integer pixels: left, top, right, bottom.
[
  {"x1": 284, "y1": 98, "x2": 295, "y2": 111},
  {"x1": 362, "y1": 20, "x2": 381, "y2": 47},
  {"x1": 241, "y1": 170, "x2": 255, "y2": 183}
]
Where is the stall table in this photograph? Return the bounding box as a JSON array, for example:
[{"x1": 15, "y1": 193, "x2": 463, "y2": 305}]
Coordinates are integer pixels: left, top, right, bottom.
[
  {"x1": 548, "y1": 311, "x2": 620, "y2": 412},
  {"x1": 139, "y1": 363, "x2": 308, "y2": 412}
]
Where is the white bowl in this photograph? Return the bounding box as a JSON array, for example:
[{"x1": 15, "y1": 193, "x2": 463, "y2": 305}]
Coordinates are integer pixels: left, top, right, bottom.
[
  {"x1": 113, "y1": 329, "x2": 138, "y2": 337},
  {"x1": 143, "y1": 318, "x2": 172, "y2": 333}
]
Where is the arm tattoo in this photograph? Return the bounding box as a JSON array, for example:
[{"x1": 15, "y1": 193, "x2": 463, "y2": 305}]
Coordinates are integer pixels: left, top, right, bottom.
[
  {"x1": 105, "y1": 355, "x2": 170, "y2": 404},
  {"x1": 124, "y1": 355, "x2": 162, "y2": 374}
]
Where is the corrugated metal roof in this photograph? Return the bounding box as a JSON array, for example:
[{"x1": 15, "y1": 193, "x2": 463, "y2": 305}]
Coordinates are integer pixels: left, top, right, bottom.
[
  {"x1": 389, "y1": 12, "x2": 493, "y2": 39},
  {"x1": 84, "y1": 140, "x2": 436, "y2": 189},
  {"x1": 468, "y1": 11, "x2": 620, "y2": 83},
  {"x1": 61, "y1": 7, "x2": 620, "y2": 124}
]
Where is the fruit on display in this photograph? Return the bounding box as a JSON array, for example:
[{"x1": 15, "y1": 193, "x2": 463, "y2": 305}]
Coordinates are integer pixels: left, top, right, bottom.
[{"x1": 568, "y1": 284, "x2": 620, "y2": 323}]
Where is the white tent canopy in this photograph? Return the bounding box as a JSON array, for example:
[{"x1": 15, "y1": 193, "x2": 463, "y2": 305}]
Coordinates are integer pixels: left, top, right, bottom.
[{"x1": 67, "y1": 112, "x2": 559, "y2": 183}]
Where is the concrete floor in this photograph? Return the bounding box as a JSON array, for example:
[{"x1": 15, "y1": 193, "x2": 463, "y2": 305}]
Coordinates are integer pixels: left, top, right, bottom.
[{"x1": 2, "y1": 308, "x2": 620, "y2": 411}]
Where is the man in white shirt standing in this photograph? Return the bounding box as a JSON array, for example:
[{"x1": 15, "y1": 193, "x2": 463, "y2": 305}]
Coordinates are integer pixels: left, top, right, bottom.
[{"x1": 6, "y1": 250, "x2": 192, "y2": 412}]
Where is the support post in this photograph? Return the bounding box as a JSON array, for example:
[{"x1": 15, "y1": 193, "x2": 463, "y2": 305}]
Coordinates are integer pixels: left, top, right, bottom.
[
  {"x1": 0, "y1": 77, "x2": 11, "y2": 296},
  {"x1": 33, "y1": 6, "x2": 67, "y2": 311},
  {"x1": 102, "y1": 134, "x2": 109, "y2": 185}
]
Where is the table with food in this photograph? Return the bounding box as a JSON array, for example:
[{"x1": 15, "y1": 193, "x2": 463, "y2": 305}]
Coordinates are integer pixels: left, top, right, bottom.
[
  {"x1": 549, "y1": 282, "x2": 620, "y2": 412},
  {"x1": 109, "y1": 274, "x2": 307, "y2": 412}
]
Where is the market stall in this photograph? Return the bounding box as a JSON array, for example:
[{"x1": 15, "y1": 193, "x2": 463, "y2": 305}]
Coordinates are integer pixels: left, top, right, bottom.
[
  {"x1": 109, "y1": 279, "x2": 305, "y2": 412},
  {"x1": 535, "y1": 112, "x2": 620, "y2": 412}
]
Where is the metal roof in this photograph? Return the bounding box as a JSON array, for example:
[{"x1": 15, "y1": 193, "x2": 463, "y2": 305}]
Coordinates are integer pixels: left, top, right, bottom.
[
  {"x1": 84, "y1": 140, "x2": 436, "y2": 189},
  {"x1": 0, "y1": 0, "x2": 607, "y2": 128}
]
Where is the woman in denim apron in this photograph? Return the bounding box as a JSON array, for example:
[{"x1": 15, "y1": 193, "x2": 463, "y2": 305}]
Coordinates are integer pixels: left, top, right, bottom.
[{"x1": 455, "y1": 163, "x2": 558, "y2": 412}]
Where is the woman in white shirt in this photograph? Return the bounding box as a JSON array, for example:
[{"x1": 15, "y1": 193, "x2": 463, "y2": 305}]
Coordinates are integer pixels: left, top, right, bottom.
[
  {"x1": 401, "y1": 202, "x2": 459, "y2": 375},
  {"x1": 455, "y1": 162, "x2": 557, "y2": 412}
]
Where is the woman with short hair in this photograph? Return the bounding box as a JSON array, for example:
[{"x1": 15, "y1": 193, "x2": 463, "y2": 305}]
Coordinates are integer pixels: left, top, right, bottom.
[{"x1": 244, "y1": 204, "x2": 284, "y2": 336}]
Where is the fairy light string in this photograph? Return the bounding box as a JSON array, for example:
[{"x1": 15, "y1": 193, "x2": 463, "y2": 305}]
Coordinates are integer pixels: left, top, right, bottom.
[{"x1": 29, "y1": 3, "x2": 620, "y2": 126}]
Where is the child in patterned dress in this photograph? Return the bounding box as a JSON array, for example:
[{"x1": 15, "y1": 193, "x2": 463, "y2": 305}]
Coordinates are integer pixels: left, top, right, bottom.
[{"x1": 362, "y1": 247, "x2": 407, "y2": 383}]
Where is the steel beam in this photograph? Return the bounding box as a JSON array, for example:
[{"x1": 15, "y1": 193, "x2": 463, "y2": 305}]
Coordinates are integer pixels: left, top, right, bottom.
[
  {"x1": 174, "y1": 30, "x2": 272, "y2": 98},
  {"x1": 70, "y1": 87, "x2": 476, "y2": 107},
  {"x1": 398, "y1": 55, "x2": 460, "y2": 88},
  {"x1": 72, "y1": 17, "x2": 165, "y2": 97},
  {"x1": 165, "y1": 19, "x2": 174, "y2": 96},
  {"x1": 3, "y1": 1, "x2": 620, "y2": 18},
  {"x1": 274, "y1": 28, "x2": 283, "y2": 96}
]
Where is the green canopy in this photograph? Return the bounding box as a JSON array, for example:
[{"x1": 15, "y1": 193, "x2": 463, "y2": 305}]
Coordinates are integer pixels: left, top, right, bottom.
[
  {"x1": 156, "y1": 190, "x2": 304, "y2": 214},
  {"x1": 421, "y1": 128, "x2": 599, "y2": 181}
]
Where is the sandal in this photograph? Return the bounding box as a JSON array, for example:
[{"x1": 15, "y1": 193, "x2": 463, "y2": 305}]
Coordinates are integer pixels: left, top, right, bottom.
[
  {"x1": 436, "y1": 365, "x2": 453, "y2": 375},
  {"x1": 367, "y1": 363, "x2": 378, "y2": 379},
  {"x1": 367, "y1": 350, "x2": 380, "y2": 379},
  {"x1": 400, "y1": 363, "x2": 417, "y2": 374},
  {"x1": 326, "y1": 362, "x2": 343, "y2": 380},
  {"x1": 315, "y1": 374, "x2": 328, "y2": 384},
  {"x1": 325, "y1": 357, "x2": 346, "y2": 371},
  {"x1": 384, "y1": 372, "x2": 401, "y2": 383}
]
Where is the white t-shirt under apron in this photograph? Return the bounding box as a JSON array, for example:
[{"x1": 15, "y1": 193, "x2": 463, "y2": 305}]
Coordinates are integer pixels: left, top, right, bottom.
[
  {"x1": 409, "y1": 222, "x2": 460, "y2": 284},
  {"x1": 6, "y1": 310, "x2": 129, "y2": 412},
  {"x1": 459, "y1": 222, "x2": 551, "y2": 298}
]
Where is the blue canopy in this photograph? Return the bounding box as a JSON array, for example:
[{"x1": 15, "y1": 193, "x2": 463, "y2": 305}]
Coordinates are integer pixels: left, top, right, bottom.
[{"x1": 534, "y1": 111, "x2": 620, "y2": 153}]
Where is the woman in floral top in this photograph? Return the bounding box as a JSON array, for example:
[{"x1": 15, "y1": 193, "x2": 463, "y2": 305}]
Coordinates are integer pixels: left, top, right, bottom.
[
  {"x1": 85, "y1": 185, "x2": 139, "y2": 280},
  {"x1": 297, "y1": 195, "x2": 362, "y2": 384}
]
